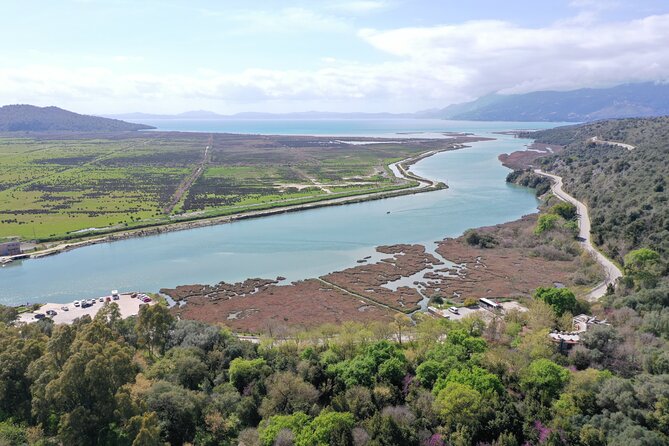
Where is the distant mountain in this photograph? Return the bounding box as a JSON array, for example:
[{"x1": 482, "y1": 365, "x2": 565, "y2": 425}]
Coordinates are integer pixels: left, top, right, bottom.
[
  {"x1": 432, "y1": 82, "x2": 669, "y2": 122},
  {"x1": 106, "y1": 110, "x2": 416, "y2": 120},
  {"x1": 0, "y1": 105, "x2": 154, "y2": 132}
]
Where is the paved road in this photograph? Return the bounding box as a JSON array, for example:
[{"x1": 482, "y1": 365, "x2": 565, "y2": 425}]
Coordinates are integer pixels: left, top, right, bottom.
[
  {"x1": 590, "y1": 136, "x2": 636, "y2": 151},
  {"x1": 534, "y1": 169, "x2": 623, "y2": 300}
]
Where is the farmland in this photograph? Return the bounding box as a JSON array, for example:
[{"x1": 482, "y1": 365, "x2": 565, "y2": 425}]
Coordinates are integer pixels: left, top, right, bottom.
[{"x1": 0, "y1": 131, "x2": 470, "y2": 241}]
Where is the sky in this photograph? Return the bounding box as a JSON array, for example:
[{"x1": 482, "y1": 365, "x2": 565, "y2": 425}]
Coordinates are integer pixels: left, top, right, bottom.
[{"x1": 1, "y1": 0, "x2": 668, "y2": 114}]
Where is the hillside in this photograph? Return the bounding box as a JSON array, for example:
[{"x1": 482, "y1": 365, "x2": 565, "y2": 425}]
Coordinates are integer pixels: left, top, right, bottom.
[
  {"x1": 519, "y1": 117, "x2": 669, "y2": 262},
  {"x1": 0, "y1": 104, "x2": 155, "y2": 132},
  {"x1": 435, "y1": 82, "x2": 669, "y2": 122}
]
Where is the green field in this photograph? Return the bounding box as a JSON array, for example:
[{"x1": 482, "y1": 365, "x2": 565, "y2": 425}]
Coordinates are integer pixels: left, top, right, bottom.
[{"x1": 0, "y1": 132, "x2": 452, "y2": 241}]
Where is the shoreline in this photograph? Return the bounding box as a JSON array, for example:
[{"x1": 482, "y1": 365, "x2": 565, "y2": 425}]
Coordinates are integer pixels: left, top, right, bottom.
[{"x1": 2, "y1": 141, "x2": 475, "y2": 265}]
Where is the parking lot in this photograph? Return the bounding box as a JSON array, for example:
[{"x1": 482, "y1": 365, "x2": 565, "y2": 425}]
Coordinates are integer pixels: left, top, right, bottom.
[{"x1": 18, "y1": 293, "x2": 155, "y2": 325}]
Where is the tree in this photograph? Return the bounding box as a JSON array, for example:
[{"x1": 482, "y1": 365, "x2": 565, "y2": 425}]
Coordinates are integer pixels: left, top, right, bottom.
[
  {"x1": 535, "y1": 214, "x2": 560, "y2": 234},
  {"x1": 0, "y1": 304, "x2": 18, "y2": 324},
  {"x1": 145, "y1": 381, "x2": 205, "y2": 445},
  {"x1": 95, "y1": 301, "x2": 122, "y2": 327},
  {"x1": 132, "y1": 412, "x2": 163, "y2": 446},
  {"x1": 229, "y1": 357, "x2": 268, "y2": 392},
  {"x1": 393, "y1": 314, "x2": 412, "y2": 345},
  {"x1": 533, "y1": 287, "x2": 578, "y2": 317},
  {"x1": 550, "y1": 202, "x2": 577, "y2": 220},
  {"x1": 259, "y1": 372, "x2": 319, "y2": 418},
  {"x1": 520, "y1": 359, "x2": 569, "y2": 404},
  {"x1": 296, "y1": 411, "x2": 355, "y2": 446},
  {"x1": 259, "y1": 412, "x2": 310, "y2": 446},
  {"x1": 624, "y1": 248, "x2": 664, "y2": 289},
  {"x1": 136, "y1": 304, "x2": 175, "y2": 356},
  {"x1": 34, "y1": 322, "x2": 137, "y2": 444},
  {"x1": 433, "y1": 366, "x2": 504, "y2": 396},
  {"x1": 434, "y1": 382, "x2": 483, "y2": 432}
]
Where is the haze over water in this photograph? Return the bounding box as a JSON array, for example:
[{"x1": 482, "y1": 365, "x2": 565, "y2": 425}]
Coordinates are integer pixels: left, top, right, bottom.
[{"x1": 1, "y1": 119, "x2": 559, "y2": 305}]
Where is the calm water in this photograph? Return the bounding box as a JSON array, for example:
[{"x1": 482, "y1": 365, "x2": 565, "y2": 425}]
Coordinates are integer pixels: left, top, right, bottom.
[{"x1": 0, "y1": 120, "x2": 559, "y2": 305}]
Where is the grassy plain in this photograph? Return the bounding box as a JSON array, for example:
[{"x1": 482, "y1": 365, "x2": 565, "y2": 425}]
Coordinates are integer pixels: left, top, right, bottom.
[{"x1": 0, "y1": 131, "x2": 454, "y2": 241}]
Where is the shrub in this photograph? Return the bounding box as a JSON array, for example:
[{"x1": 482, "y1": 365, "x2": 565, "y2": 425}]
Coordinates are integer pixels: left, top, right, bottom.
[{"x1": 534, "y1": 214, "x2": 560, "y2": 235}]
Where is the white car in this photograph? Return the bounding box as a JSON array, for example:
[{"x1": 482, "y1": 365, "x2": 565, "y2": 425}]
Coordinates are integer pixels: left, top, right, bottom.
[
  {"x1": 73, "y1": 300, "x2": 81, "y2": 307},
  {"x1": 61, "y1": 306, "x2": 69, "y2": 311},
  {"x1": 448, "y1": 307, "x2": 459, "y2": 314}
]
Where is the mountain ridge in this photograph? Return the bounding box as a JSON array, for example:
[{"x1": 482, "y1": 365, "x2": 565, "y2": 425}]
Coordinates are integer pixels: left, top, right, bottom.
[{"x1": 434, "y1": 82, "x2": 669, "y2": 122}]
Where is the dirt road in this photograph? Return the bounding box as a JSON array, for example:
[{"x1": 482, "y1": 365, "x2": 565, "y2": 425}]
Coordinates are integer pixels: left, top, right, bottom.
[{"x1": 534, "y1": 169, "x2": 622, "y2": 300}]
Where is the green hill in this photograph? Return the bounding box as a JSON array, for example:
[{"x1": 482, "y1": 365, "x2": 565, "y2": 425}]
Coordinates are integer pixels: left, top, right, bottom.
[
  {"x1": 0, "y1": 104, "x2": 155, "y2": 132},
  {"x1": 520, "y1": 116, "x2": 669, "y2": 262}
]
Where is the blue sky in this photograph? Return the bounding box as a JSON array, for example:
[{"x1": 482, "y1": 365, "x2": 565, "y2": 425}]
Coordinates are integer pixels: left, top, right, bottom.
[{"x1": 1, "y1": 0, "x2": 668, "y2": 113}]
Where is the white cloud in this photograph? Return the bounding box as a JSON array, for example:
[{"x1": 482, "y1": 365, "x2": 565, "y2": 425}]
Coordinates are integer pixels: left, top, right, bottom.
[
  {"x1": 2, "y1": 13, "x2": 669, "y2": 112},
  {"x1": 359, "y1": 14, "x2": 669, "y2": 96},
  {"x1": 327, "y1": 1, "x2": 391, "y2": 14},
  {"x1": 227, "y1": 7, "x2": 350, "y2": 34}
]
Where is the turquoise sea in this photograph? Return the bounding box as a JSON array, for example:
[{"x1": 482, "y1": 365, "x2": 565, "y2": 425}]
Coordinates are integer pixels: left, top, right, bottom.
[{"x1": 0, "y1": 119, "x2": 561, "y2": 305}]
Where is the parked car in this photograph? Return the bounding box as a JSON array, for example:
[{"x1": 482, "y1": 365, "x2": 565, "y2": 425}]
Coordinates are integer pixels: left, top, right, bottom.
[
  {"x1": 61, "y1": 306, "x2": 69, "y2": 311},
  {"x1": 99, "y1": 297, "x2": 104, "y2": 302},
  {"x1": 46, "y1": 309, "x2": 57, "y2": 316},
  {"x1": 112, "y1": 294, "x2": 120, "y2": 300},
  {"x1": 142, "y1": 297, "x2": 152, "y2": 303},
  {"x1": 130, "y1": 293, "x2": 137, "y2": 299},
  {"x1": 73, "y1": 300, "x2": 81, "y2": 307},
  {"x1": 34, "y1": 313, "x2": 46, "y2": 319},
  {"x1": 448, "y1": 307, "x2": 459, "y2": 314},
  {"x1": 87, "y1": 299, "x2": 95, "y2": 306}
]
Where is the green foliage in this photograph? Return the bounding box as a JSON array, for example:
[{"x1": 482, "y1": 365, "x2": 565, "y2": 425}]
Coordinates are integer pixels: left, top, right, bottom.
[
  {"x1": 1, "y1": 280, "x2": 668, "y2": 445},
  {"x1": 532, "y1": 117, "x2": 669, "y2": 262},
  {"x1": 434, "y1": 382, "x2": 483, "y2": 431},
  {"x1": 259, "y1": 412, "x2": 310, "y2": 446},
  {"x1": 464, "y1": 229, "x2": 498, "y2": 248},
  {"x1": 535, "y1": 214, "x2": 560, "y2": 235},
  {"x1": 229, "y1": 357, "x2": 267, "y2": 392},
  {"x1": 534, "y1": 287, "x2": 578, "y2": 317},
  {"x1": 136, "y1": 304, "x2": 175, "y2": 356},
  {"x1": 433, "y1": 366, "x2": 504, "y2": 396},
  {"x1": 327, "y1": 340, "x2": 407, "y2": 388},
  {"x1": 0, "y1": 305, "x2": 18, "y2": 324},
  {"x1": 296, "y1": 411, "x2": 355, "y2": 446},
  {"x1": 521, "y1": 359, "x2": 569, "y2": 404},
  {"x1": 550, "y1": 202, "x2": 578, "y2": 220},
  {"x1": 624, "y1": 248, "x2": 664, "y2": 289}
]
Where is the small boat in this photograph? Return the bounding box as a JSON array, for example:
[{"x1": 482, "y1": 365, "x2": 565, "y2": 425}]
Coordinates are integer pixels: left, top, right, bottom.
[{"x1": 386, "y1": 211, "x2": 390, "y2": 214}]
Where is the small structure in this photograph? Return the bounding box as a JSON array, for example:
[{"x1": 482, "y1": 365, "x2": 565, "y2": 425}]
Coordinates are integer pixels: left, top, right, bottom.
[
  {"x1": 549, "y1": 331, "x2": 581, "y2": 351},
  {"x1": 549, "y1": 315, "x2": 610, "y2": 351},
  {"x1": 572, "y1": 314, "x2": 609, "y2": 333},
  {"x1": 0, "y1": 240, "x2": 21, "y2": 256},
  {"x1": 479, "y1": 297, "x2": 502, "y2": 311},
  {"x1": 427, "y1": 306, "x2": 450, "y2": 319}
]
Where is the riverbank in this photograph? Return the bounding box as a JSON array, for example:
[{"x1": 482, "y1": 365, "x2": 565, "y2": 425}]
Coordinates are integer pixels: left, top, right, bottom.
[{"x1": 1, "y1": 143, "x2": 468, "y2": 266}]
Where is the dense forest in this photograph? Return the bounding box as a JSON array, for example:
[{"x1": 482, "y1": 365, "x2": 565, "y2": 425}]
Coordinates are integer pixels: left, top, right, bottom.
[{"x1": 0, "y1": 105, "x2": 154, "y2": 132}]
